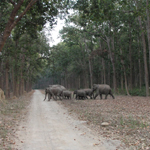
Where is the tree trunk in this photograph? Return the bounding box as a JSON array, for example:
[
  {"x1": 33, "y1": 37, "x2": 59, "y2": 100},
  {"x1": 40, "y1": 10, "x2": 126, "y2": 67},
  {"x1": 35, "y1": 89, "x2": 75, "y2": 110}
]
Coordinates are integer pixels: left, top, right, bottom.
[
  {"x1": 138, "y1": 16, "x2": 149, "y2": 96},
  {"x1": 12, "y1": 64, "x2": 15, "y2": 96},
  {"x1": 129, "y1": 23, "x2": 133, "y2": 90},
  {"x1": 120, "y1": 49, "x2": 130, "y2": 96},
  {"x1": 106, "y1": 36, "x2": 116, "y2": 91},
  {"x1": 78, "y1": 75, "x2": 80, "y2": 89},
  {"x1": 0, "y1": 61, "x2": 4, "y2": 90},
  {"x1": 89, "y1": 58, "x2": 93, "y2": 88},
  {"x1": 5, "y1": 60, "x2": 10, "y2": 98},
  {"x1": 146, "y1": 0, "x2": 150, "y2": 79},
  {"x1": 102, "y1": 58, "x2": 106, "y2": 84},
  {"x1": 121, "y1": 67, "x2": 124, "y2": 90},
  {"x1": 123, "y1": 63, "x2": 130, "y2": 96}
]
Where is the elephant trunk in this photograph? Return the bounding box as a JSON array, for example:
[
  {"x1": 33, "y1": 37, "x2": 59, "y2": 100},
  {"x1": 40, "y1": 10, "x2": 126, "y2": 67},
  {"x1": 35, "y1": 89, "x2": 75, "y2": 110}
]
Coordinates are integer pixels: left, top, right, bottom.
[{"x1": 43, "y1": 89, "x2": 48, "y2": 101}]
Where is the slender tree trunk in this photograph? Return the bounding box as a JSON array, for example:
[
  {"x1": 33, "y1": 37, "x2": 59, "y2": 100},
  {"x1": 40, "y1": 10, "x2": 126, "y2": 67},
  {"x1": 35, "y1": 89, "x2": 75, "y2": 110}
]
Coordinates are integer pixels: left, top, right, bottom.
[
  {"x1": 12, "y1": 64, "x2": 15, "y2": 96},
  {"x1": 78, "y1": 75, "x2": 80, "y2": 89},
  {"x1": 102, "y1": 58, "x2": 106, "y2": 84},
  {"x1": 20, "y1": 50, "x2": 25, "y2": 95},
  {"x1": 106, "y1": 36, "x2": 116, "y2": 91},
  {"x1": 99, "y1": 39, "x2": 106, "y2": 84},
  {"x1": 138, "y1": 57, "x2": 142, "y2": 89},
  {"x1": 19, "y1": 70, "x2": 24, "y2": 96},
  {"x1": 129, "y1": 23, "x2": 133, "y2": 90},
  {"x1": 89, "y1": 58, "x2": 93, "y2": 87},
  {"x1": 0, "y1": 61, "x2": 4, "y2": 90},
  {"x1": 5, "y1": 60, "x2": 10, "y2": 98},
  {"x1": 121, "y1": 67, "x2": 124, "y2": 90},
  {"x1": 123, "y1": 63, "x2": 130, "y2": 96},
  {"x1": 14, "y1": 66, "x2": 19, "y2": 97},
  {"x1": 108, "y1": 62, "x2": 111, "y2": 86},
  {"x1": 120, "y1": 49, "x2": 130, "y2": 96},
  {"x1": 146, "y1": 0, "x2": 150, "y2": 79},
  {"x1": 138, "y1": 16, "x2": 149, "y2": 96}
]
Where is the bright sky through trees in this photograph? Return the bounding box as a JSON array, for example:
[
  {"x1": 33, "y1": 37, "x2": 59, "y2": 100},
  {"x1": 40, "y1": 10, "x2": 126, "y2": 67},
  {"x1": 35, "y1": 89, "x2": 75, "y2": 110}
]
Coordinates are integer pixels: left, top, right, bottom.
[{"x1": 44, "y1": 18, "x2": 65, "y2": 47}]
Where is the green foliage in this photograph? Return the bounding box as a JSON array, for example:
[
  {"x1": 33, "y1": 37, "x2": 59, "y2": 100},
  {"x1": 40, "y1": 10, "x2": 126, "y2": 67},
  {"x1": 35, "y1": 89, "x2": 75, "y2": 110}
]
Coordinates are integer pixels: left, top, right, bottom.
[
  {"x1": 116, "y1": 87, "x2": 148, "y2": 96},
  {"x1": 0, "y1": 2, "x2": 12, "y2": 32},
  {"x1": 129, "y1": 87, "x2": 149, "y2": 97}
]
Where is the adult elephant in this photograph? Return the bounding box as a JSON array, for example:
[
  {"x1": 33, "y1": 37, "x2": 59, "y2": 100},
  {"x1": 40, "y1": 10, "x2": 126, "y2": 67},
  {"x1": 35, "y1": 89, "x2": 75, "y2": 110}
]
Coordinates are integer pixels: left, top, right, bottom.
[
  {"x1": 92, "y1": 84, "x2": 115, "y2": 99},
  {"x1": 49, "y1": 84, "x2": 66, "y2": 90},
  {"x1": 73, "y1": 90, "x2": 86, "y2": 100},
  {"x1": 43, "y1": 85, "x2": 65, "y2": 101},
  {"x1": 43, "y1": 87, "x2": 51, "y2": 101}
]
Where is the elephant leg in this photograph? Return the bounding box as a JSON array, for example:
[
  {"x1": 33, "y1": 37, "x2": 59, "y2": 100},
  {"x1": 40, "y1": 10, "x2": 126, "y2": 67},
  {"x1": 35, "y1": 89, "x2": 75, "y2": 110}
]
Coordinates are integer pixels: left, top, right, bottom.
[
  {"x1": 48, "y1": 93, "x2": 51, "y2": 101},
  {"x1": 94, "y1": 92, "x2": 98, "y2": 99},
  {"x1": 43, "y1": 93, "x2": 47, "y2": 101},
  {"x1": 55, "y1": 94, "x2": 58, "y2": 100},
  {"x1": 58, "y1": 96, "x2": 61, "y2": 100},
  {"x1": 110, "y1": 93, "x2": 115, "y2": 99},
  {"x1": 90, "y1": 96, "x2": 93, "y2": 99},
  {"x1": 100, "y1": 94, "x2": 102, "y2": 99},
  {"x1": 105, "y1": 94, "x2": 108, "y2": 99},
  {"x1": 76, "y1": 95, "x2": 78, "y2": 100},
  {"x1": 52, "y1": 93, "x2": 56, "y2": 100}
]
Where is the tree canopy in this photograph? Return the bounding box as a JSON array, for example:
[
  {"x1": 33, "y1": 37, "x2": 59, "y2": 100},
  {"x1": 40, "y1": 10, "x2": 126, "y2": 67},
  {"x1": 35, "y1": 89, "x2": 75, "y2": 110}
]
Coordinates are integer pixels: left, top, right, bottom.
[{"x1": 0, "y1": 0, "x2": 150, "y2": 97}]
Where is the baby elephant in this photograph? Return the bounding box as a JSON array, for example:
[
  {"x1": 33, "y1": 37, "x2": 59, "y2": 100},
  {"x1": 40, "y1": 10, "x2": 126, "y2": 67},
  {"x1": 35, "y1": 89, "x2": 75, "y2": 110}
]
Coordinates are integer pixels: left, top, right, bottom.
[
  {"x1": 73, "y1": 90, "x2": 86, "y2": 100},
  {"x1": 92, "y1": 84, "x2": 115, "y2": 99},
  {"x1": 62, "y1": 90, "x2": 72, "y2": 99}
]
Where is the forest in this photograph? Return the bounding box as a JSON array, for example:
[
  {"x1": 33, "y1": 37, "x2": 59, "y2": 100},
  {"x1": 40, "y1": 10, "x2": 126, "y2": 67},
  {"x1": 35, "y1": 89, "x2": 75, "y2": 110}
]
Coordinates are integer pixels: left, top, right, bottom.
[{"x1": 0, "y1": 0, "x2": 150, "y2": 98}]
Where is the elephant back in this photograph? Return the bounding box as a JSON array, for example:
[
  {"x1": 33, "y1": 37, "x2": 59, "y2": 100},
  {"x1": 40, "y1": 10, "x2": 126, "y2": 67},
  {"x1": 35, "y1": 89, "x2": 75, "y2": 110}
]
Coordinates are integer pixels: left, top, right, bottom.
[
  {"x1": 50, "y1": 86, "x2": 63, "y2": 95},
  {"x1": 49, "y1": 84, "x2": 66, "y2": 90},
  {"x1": 93, "y1": 84, "x2": 111, "y2": 93}
]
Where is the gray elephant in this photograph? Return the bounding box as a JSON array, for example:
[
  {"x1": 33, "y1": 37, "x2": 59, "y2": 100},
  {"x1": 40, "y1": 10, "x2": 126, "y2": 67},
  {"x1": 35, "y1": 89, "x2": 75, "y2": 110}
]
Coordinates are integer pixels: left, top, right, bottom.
[
  {"x1": 62, "y1": 90, "x2": 72, "y2": 99},
  {"x1": 43, "y1": 86, "x2": 64, "y2": 101},
  {"x1": 73, "y1": 90, "x2": 86, "y2": 100},
  {"x1": 82, "y1": 88, "x2": 94, "y2": 99},
  {"x1": 43, "y1": 87, "x2": 51, "y2": 101},
  {"x1": 49, "y1": 84, "x2": 66, "y2": 90},
  {"x1": 92, "y1": 84, "x2": 115, "y2": 99},
  {"x1": 50, "y1": 87, "x2": 63, "y2": 100}
]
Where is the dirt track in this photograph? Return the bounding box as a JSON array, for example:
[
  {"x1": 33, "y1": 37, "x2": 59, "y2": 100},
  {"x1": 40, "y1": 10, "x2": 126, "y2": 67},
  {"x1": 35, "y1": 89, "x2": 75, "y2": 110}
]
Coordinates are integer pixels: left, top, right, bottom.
[{"x1": 13, "y1": 90, "x2": 123, "y2": 150}]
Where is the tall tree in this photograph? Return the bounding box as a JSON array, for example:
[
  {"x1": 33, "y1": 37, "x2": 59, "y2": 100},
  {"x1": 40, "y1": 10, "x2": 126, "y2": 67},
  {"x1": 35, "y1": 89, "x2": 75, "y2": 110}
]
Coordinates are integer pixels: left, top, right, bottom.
[{"x1": 0, "y1": 0, "x2": 69, "y2": 52}]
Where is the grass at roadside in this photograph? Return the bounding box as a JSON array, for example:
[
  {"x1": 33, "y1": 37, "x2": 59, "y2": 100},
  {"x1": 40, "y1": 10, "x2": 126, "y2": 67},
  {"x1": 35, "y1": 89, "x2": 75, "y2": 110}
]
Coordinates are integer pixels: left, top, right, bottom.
[
  {"x1": 0, "y1": 91, "x2": 33, "y2": 150},
  {"x1": 58, "y1": 95, "x2": 150, "y2": 150}
]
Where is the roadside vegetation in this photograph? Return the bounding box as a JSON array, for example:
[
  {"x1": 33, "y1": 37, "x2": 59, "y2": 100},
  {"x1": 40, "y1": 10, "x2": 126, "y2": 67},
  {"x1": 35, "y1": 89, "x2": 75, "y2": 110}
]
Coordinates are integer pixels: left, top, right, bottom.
[{"x1": 0, "y1": 91, "x2": 33, "y2": 149}]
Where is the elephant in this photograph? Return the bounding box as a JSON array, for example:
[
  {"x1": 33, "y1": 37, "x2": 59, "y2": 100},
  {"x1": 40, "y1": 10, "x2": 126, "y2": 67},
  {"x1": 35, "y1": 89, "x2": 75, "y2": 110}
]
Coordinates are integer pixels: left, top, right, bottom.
[
  {"x1": 49, "y1": 84, "x2": 66, "y2": 90},
  {"x1": 92, "y1": 84, "x2": 115, "y2": 99},
  {"x1": 50, "y1": 87, "x2": 64, "y2": 100},
  {"x1": 43, "y1": 87, "x2": 52, "y2": 101},
  {"x1": 43, "y1": 86, "x2": 64, "y2": 101},
  {"x1": 62, "y1": 90, "x2": 72, "y2": 99},
  {"x1": 82, "y1": 88, "x2": 94, "y2": 99},
  {"x1": 73, "y1": 90, "x2": 86, "y2": 100}
]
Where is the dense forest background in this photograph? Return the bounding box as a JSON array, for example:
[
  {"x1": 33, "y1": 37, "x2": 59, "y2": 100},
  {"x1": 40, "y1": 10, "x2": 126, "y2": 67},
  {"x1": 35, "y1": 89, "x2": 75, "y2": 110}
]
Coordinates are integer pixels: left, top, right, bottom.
[{"x1": 0, "y1": 0, "x2": 150, "y2": 98}]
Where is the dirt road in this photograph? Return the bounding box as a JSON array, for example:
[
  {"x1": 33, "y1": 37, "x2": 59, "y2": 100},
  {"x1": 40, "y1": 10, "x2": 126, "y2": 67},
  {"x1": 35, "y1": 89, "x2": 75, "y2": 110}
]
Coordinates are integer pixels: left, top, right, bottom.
[{"x1": 13, "y1": 90, "x2": 123, "y2": 150}]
